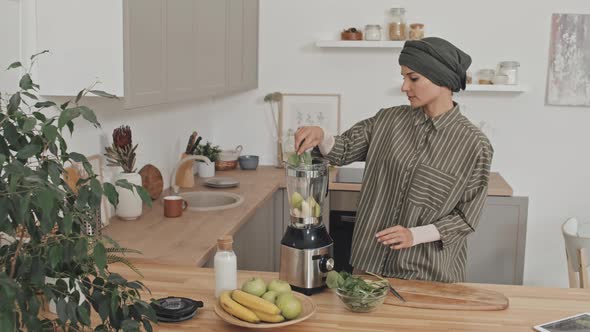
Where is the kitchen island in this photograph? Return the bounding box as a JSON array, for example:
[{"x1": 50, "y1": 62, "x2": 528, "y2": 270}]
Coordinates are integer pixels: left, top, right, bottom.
[
  {"x1": 110, "y1": 262, "x2": 590, "y2": 332},
  {"x1": 103, "y1": 167, "x2": 515, "y2": 268}
]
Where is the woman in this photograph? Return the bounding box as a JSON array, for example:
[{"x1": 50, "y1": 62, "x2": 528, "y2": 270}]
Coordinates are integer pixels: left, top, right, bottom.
[{"x1": 295, "y1": 37, "x2": 493, "y2": 283}]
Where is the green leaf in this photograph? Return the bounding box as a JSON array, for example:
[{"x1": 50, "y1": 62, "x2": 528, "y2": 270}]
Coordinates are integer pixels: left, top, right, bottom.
[
  {"x1": 6, "y1": 61, "x2": 22, "y2": 70},
  {"x1": 103, "y1": 182, "x2": 119, "y2": 206},
  {"x1": 107, "y1": 273, "x2": 126, "y2": 285},
  {"x1": 134, "y1": 185, "x2": 152, "y2": 207},
  {"x1": 77, "y1": 305, "x2": 91, "y2": 326},
  {"x1": 67, "y1": 301, "x2": 78, "y2": 325},
  {"x1": 49, "y1": 246, "x2": 62, "y2": 269},
  {"x1": 0, "y1": 313, "x2": 15, "y2": 332},
  {"x1": 48, "y1": 160, "x2": 62, "y2": 184},
  {"x1": 32, "y1": 111, "x2": 47, "y2": 121},
  {"x1": 78, "y1": 106, "x2": 100, "y2": 127},
  {"x1": 42, "y1": 124, "x2": 58, "y2": 142},
  {"x1": 22, "y1": 91, "x2": 38, "y2": 100},
  {"x1": 7, "y1": 92, "x2": 21, "y2": 114},
  {"x1": 115, "y1": 179, "x2": 133, "y2": 190},
  {"x1": 62, "y1": 213, "x2": 73, "y2": 235},
  {"x1": 19, "y1": 73, "x2": 34, "y2": 90},
  {"x1": 15, "y1": 144, "x2": 42, "y2": 159},
  {"x1": 58, "y1": 107, "x2": 81, "y2": 129},
  {"x1": 90, "y1": 178, "x2": 103, "y2": 197},
  {"x1": 75, "y1": 89, "x2": 85, "y2": 103},
  {"x1": 89, "y1": 90, "x2": 118, "y2": 99},
  {"x1": 60, "y1": 100, "x2": 70, "y2": 110},
  {"x1": 36, "y1": 188, "x2": 55, "y2": 215},
  {"x1": 121, "y1": 319, "x2": 140, "y2": 330},
  {"x1": 22, "y1": 117, "x2": 37, "y2": 132},
  {"x1": 94, "y1": 242, "x2": 106, "y2": 272},
  {"x1": 68, "y1": 152, "x2": 87, "y2": 163},
  {"x1": 56, "y1": 298, "x2": 67, "y2": 323},
  {"x1": 66, "y1": 120, "x2": 74, "y2": 135},
  {"x1": 30, "y1": 50, "x2": 49, "y2": 60},
  {"x1": 34, "y1": 101, "x2": 56, "y2": 109},
  {"x1": 142, "y1": 320, "x2": 153, "y2": 332}
]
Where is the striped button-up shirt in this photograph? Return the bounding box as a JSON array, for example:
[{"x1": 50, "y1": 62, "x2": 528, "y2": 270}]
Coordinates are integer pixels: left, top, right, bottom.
[{"x1": 324, "y1": 104, "x2": 493, "y2": 282}]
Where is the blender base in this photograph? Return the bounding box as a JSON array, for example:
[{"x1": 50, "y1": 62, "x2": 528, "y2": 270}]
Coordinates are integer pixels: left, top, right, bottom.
[{"x1": 291, "y1": 284, "x2": 327, "y2": 296}]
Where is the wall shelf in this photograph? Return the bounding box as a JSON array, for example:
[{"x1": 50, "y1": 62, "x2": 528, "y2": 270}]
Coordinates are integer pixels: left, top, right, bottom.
[
  {"x1": 315, "y1": 40, "x2": 405, "y2": 48},
  {"x1": 464, "y1": 84, "x2": 528, "y2": 92}
]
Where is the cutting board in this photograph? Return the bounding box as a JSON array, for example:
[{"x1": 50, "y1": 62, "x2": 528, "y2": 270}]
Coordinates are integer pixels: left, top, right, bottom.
[{"x1": 384, "y1": 278, "x2": 509, "y2": 311}]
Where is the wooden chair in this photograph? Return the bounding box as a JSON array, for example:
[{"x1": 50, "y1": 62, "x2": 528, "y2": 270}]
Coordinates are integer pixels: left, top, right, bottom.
[{"x1": 562, "y1": 217, "x2": 590, "y2": 288}]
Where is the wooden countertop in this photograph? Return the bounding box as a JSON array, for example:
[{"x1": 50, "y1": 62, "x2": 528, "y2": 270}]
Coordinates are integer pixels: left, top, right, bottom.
[
  {"x1": 103, "y1": 166, "x2": 513, "y2": 266},
  {"x1": 110, "y1": 262, "x2": 590, "y2": 332}
]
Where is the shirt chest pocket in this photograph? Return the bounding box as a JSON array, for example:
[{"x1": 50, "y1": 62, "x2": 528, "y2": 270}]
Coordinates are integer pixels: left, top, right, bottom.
[{"x1": 407, "y1": 164, "x2": 457, "y2": 211}]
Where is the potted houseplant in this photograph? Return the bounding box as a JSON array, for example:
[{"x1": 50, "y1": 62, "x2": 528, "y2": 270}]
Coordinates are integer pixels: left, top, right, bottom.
[
  {"x1": 0, "y1": 54, "x2": 156, "y2": 331},
  {"x1": 104, "y1": 126, "x2": 142, "y2": 220},
  {"x1": 193, "y1": 141, "x2": 221, "y2": 178}
]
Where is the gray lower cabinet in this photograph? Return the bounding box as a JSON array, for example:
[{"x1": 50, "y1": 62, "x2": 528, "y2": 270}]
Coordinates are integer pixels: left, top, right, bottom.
[{"x1": 466, "y1": 196, "x2": 528, "y2": 285}]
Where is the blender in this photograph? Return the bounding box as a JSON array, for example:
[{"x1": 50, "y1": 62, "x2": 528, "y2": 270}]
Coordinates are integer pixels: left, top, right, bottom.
[{"x1": 279, "y1": 152, "x2": 335, "y2": 295}]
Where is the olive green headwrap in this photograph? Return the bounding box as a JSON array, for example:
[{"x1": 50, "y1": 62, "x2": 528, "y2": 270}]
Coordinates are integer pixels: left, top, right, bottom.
[{"x1": 398, "y1": 37, "x2": 472, "y2": 92}]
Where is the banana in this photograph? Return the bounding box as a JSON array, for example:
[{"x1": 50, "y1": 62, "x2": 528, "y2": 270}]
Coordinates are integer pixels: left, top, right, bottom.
[
  {"x1": 252, "y1": 309, "x2": 285, "y2": 323},
  {"x1": 219, "y1": 290, "x2": 260, "y2": 323},
  {"x1": 231, "y1": 289, "x2": 282, "y2": 315}
]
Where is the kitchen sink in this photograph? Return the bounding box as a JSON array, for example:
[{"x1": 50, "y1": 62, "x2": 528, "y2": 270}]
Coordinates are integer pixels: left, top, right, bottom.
[{"x1": 178, "y1": 191, "x2": 244, "y2": 211}]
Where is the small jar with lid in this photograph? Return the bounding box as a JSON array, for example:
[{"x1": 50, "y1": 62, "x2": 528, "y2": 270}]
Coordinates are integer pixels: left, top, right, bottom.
[
  {"x1": 498, "y1": 61, "x2": 520, "y2": 85},
  {"x1": 364, "y1": 25, "x2": 382, "y2": 41},
  {"x1": 409, "y1": 23, "x2": 425, "y2": 40},
  {"x1": 478, "y1": 69, "x2": 495, "y2": 85},
  {"x1": 388, "y1": 7, "x2": 407, "y2": 41}
]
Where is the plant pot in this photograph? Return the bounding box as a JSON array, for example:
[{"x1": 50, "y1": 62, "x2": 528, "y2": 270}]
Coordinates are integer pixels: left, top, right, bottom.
[
  {"x1": 44, "y1": 277, "x2": 86, "y2": 314},
  {"x1": 197, "y1": 162, "x2": 215, "y2": 178},
  {"x1": 114, "y1": 172, "x2": 143, "y2": 221}
]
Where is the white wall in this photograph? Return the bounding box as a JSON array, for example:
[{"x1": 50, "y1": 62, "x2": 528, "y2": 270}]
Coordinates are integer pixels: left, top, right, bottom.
[{"x1": 2, "y1": 0, "x2": 590, "y2": 287}]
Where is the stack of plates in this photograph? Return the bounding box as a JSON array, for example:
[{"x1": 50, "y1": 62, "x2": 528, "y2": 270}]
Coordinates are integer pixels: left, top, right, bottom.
[
  {"x1": 204, "y1": 177, "x2": 240, "y2": 188},
  {"x1": 151, "y1": 297, "x2": 203, "y2": 323}
]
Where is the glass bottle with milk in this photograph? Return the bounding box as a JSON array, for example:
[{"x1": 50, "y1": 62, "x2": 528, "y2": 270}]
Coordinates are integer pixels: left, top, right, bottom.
[{"x1": 214, "y1": 235, "x2": 237, "y2": 297}]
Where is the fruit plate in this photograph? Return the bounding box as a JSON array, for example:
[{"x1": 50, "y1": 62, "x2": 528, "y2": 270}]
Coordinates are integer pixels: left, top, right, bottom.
[{"x1": 214, "y1": 292, "x2": 316, "y2": 329}]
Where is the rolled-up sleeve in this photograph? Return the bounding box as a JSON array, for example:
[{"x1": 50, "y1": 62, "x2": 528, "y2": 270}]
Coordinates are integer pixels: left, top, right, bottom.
[{"x1": 433, "y1": 142, "x2": 493, "y2": 249}]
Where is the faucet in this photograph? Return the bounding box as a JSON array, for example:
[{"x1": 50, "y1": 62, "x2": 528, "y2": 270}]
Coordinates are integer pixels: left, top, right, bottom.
[{"x1": 169, "y1": 155, "x2": 212, "y2": 195}]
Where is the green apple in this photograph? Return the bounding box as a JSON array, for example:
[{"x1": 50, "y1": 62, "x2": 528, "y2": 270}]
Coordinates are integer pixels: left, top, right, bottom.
[
  {"x1": 267, "y1": 279, "x2": 292, "y2": 294},
  {"x1": 261, "y1": 290, "x2": 279, "y2": 304},
  {"x1": 241, "y1": 277, "x2": 267, "y2": 297},
  {"x1": 290, "y1": 192, "x2": 303, "y2": 209},
  {"x1": 313, "y1": 202, "x2": 321, "y2": 217},
  {"x1": 277, "y1": 295, "x2": 302, "y2": 320}
]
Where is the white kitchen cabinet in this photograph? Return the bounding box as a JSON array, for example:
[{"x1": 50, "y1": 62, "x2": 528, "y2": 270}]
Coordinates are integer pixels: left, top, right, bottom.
[{"x1": 31, "y1": 0, "x2": 258, "y2": 108}]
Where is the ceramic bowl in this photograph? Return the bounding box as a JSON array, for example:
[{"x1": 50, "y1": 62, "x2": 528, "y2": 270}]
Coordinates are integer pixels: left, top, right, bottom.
[{"x1": 238, "y1": 155, "x2": 259, "y2": 170}]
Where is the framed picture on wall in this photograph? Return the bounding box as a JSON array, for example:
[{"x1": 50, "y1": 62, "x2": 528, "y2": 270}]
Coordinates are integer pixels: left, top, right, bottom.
[{"x1": 278, "y1": 93, "x2": 341, "y2": 160}]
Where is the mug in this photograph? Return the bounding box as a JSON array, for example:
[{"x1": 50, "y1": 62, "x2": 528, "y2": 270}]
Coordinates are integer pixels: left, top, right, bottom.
[{"x1": 163, "y1": 196, "x2": 188, "y2": 218}]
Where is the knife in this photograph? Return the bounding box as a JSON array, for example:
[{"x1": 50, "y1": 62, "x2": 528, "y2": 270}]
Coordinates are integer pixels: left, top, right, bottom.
[{"x1": 389, "y1": 283, "x2": 406, "y2": 302}]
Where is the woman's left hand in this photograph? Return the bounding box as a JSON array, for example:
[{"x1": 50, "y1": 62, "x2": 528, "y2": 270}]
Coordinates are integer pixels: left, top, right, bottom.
[{"x1": 375, "y1": 225, "x2": 413, "y2": 250}]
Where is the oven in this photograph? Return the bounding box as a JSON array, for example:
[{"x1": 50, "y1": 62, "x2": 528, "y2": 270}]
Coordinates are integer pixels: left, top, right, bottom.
[{"x1": 329, "y1": 168, "x2": 364, "y2": 273}]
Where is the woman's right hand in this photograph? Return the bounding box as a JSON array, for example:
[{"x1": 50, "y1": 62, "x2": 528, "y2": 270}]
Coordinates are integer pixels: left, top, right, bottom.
[{"x1": 294, "y1": 126, "x2": 324, "y2": 155}]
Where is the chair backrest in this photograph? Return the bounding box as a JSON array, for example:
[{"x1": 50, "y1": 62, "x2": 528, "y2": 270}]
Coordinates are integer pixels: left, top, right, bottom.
[
  {"x1": 562, "y1": 217, "x2": 590, "y2": 288},
  {"x1": 562, "y1": 217, "x2": 590, "y2": 271}
]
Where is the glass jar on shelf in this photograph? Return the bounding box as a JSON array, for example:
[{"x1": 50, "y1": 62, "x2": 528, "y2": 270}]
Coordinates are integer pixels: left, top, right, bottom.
[
  {"x1": 498, "y1": 61, "x2": 520, "y2": 85},
  {"x1": 477, "y1": 69, "x2": 495, "y2": 85},
  {"x1": 364, "y1": 25, "x2": 382, "y2": 41},
  {"x1": 388, "y1": 7, "x2": 407, "y2": 41},
  {"x1": 409, "y1": 23, "x2": 425, "y2": 40}
]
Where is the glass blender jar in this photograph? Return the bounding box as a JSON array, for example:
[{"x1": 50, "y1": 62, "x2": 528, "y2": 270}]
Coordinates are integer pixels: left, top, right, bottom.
[{"x1": 280, "y1": 155, "x2": 334, "y2": 295}]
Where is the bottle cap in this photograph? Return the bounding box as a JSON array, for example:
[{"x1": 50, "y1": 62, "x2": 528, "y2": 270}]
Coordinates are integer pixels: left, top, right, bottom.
[{"x1": 217, "y1": 235, "x2": 233, "y2": 251}]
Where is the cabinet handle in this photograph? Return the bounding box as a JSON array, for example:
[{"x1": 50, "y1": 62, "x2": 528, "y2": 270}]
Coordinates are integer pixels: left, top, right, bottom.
[{"x1": 339, "y1": 215, "x2": 356, "y2": 223}]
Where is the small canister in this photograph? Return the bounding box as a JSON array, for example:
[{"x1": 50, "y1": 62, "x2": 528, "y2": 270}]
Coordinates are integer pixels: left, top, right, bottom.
[
  {"x1": 498, "y1": 61, "x2": 520, "y2": 85},
  {"x1": 409, "y1": 23, "x2": 425, "y2": 40},
  {"x1": 364, "y1": 25, "x2": 382, "y2": 41},
  {"x1": 478, "y1": 69, "x2": 495, "y2": 85}
]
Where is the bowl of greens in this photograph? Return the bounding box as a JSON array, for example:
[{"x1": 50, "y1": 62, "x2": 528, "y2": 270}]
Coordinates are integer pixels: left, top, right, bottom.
[{"x1": 327, "y1": 271, "x2": 389, "y2": 313}]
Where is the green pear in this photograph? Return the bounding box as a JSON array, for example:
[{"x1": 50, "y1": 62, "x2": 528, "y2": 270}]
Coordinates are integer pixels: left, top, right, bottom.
[
  {"x1": 241, "y1": 277, "x2": 267, "y2": 297},
  {"x1": 261, "y1": 290, "x2": 279, "y2": 304},
  {"x1": 290, "y1": 192, "x2": 303, "y2": 209},
  {"x1": 277, "y1": 295, "x2": 302, "y2": 320},
  {"x1": 267, "y1": 279, "x2": 292, "y2": 294}
]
